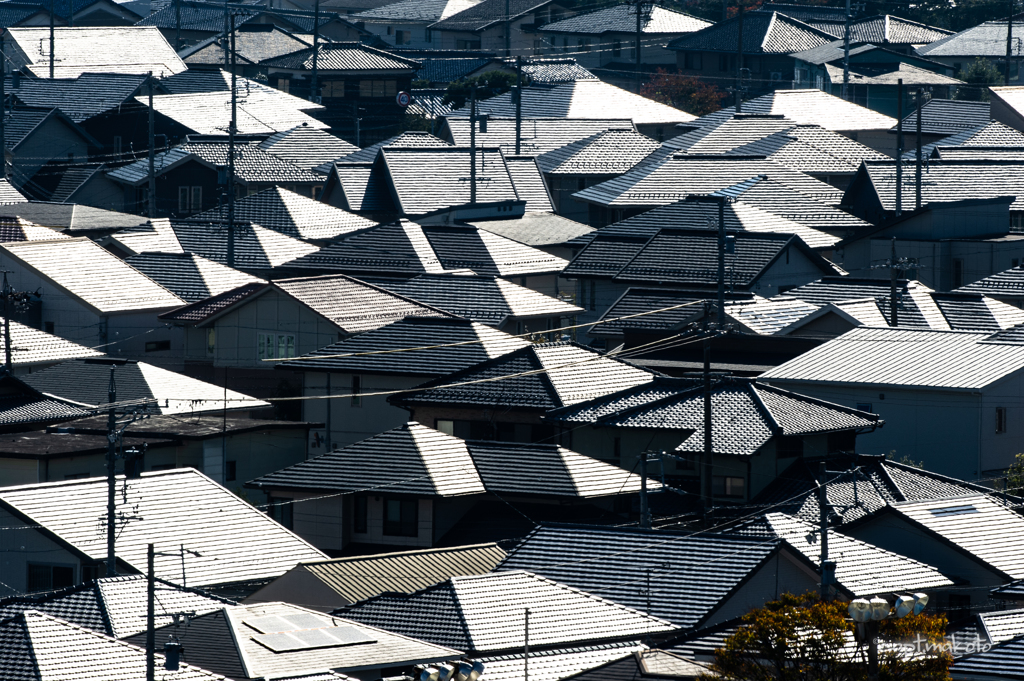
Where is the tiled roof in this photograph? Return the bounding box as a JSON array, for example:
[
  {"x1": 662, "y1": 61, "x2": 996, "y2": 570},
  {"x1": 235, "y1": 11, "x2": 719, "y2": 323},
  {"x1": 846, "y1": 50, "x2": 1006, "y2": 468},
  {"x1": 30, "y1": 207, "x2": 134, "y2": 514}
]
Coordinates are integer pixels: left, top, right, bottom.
[
  {"x1": 693, "y1": 89, "x2": 897, "y2": 131},
  {"x1": 504, "y1": 156, "x2": 555, "y2": 211},
  {"x1": 7, "y1": 26, "x2": 187, "y2": 78},
  {"x1": 475, "y1": 642, "x2": 644, "y2": 681},
  {"x1": 844, "y1": 15, "x2": 952, "y2": 44},
  {"x1": 467, "y1": 212, "x2": 594, "y2": 247},
  {"x1": 0, "y1": 237, "x2": 185, "y2": 314},
  {"x1": 0, "y1": 317, "x2": 100, "y2": 367},
  {"x1": 285, "y1": 221, "x2": 567, "y2": 278},
  {"x1": 667, "y1": 11, "x2": 834, "y2": 54},
  {"x1": 324, "y1": 162, "x2": 392, "y2": 212},
  {"x1": 158, "y1": 281, "x2": 267, "y2": 324},
  {"x1": 125, "y1": 252, "x2": 265, "y2": 303},
  {"x1": 572, "y1": 155, "x2": 843, "y2": 209},
  {"x1": 160, "y1": 69, "x2": 275, "y2": 95},
  {"x1": 893, "y1": 98, "x2": 991, "y2": 136},
  {"x1": 138, "y1": 1, "x2": 257, "y2": 32},
  {"x1": 0, "y1": 179, "x2": 27, "y2": 204},
  {"x1": 0, "y1": 216, "x2": 68, "y2": 243},
  {"x1": 140, "y1": 89, "x2": 327, "y2": 135},
  {"x1": 539, "y1": 4, "x2": 711, "y2": 34},
  {"x1": 281, "y1": 544, "x2": 508, "y2": 604},
  {"x1": 912, "y1": 120, "x2": 1024, "y2": 160},
  {"x1": 379, "y1": 272, "x2": 582, "y2": 326},
  {"x1": 430, "y1": 0, "x2": 555, "y2": 31},
  {"x1": 917, "y1": 21, "x2": 1024, "y2": 57},
  {"x1": 124, "y1": 602, "x2": 462, "y2": 680},
  {"x1": 725, "y1": 295, "x2": 821, "y2": 334},
  {"x1": 333, "y1": 130, "x2": 449, "y2": 166},
  {"x1": 583, "y1": 288, "x2": 733, "y2": 337},
  {"x1": 191, "y1": 187, "x2": 376, "y2": 242},
  {"x1": 0, "y1": 2, "x2": 48, "y2": 27},
  {"x1": 497, "y1": 524, "x2": 783, "y2": 628},
  {"x1": 978, "y1": 608, "x2": 1024, "y2": 644},
  {"x1": 952, "y1": 635, "x2": 1024, "y2": 679},
  {"x1": 258, "y1": 126, "x2": 360, "y2": 171},
  {"x1": 0, "y1": 386, "x2": 90, "y2": 428},
  {"x1": 279, "y1": 316, "x2": 530, "y2": 376},
  {"x1": 0, "y1": 202, "x2": 148, "y2": 232},
  {"x1": 3, "y1": 107, "x2": 97, "y2": 151},
  {"x1": 356, "y1": 0, "x2": 480, "y2": 23},
  {"x1": 0, "y1": 469, "x2": 327, "y2": 587},
  {"x1": 6, "y1": 73, "x2": 150, "y2": 123},
  {"x1": 170, "y1": 220, "x2": 318, "y2": 271},
  {"x1": 446, "y1": 117, "x2": 635, "y2": 157},
  {"x1": 564, "y1": 228, "x2": 837, "y2": 287},
  {"x1": 392, "y1": 342, "x2": 656, "y2": 411},
  {"x1": 107, "y1": 219, "x2": 184, "y2": 257},
  {"x1": 467, "y1": 79, "x2": 696, "y2": 125},
  {"x1": 992, "y1": 580, "x2": 1024, "y2": 602},
  {"x1": 958, "y1": 264, "x2": 1024, "y2": 298},
  {"x1": 858, "y1": 158, "x2": 1024, "y2": 213},
  {"x1": 417, "y1": 57, "x2": 494, "y2": 83},
  {"x1": 712, "y1": 175, "x2": 871, "y2": 233},
  {"x1": 337, "y1": 570, "x2": 674, "y2": 653},
  {"x1": 758, "y1": 513, "x2": 953, "y2": 596},
  {"x1": 0, "y1": 575, "x2": 234, "y2": 638},
  {"x1": 536, "y1": 129, "x2": 661, "y2": 176},
  {"x1": 22, "y1": 358, "x2": 269, "y2": 415},
  {"x1": 180, "y1": 24, "x2": 311, "y2": 65},
  {"x1": 260, "y1": 42, "x2": 420, "y2": 71},
  {"x1": 0, "y1": 610, "x2": 226, "y2": 681},
  {"x1": 519, "y1": 58, "x2": 597, "y2": 83},
  {"x1": 761, "y1": 326, "x2": 1024, "y2": 389},
  {"x1": 824, "y1": 60, "x2": 964, "y2": 87}
]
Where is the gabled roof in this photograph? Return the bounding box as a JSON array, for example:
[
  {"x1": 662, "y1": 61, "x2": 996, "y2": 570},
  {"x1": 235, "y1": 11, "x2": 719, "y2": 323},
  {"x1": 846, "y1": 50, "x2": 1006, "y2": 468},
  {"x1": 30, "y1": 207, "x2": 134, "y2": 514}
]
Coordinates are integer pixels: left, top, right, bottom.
[
  {"x1": 258, "y1": 126, "x2": 360, "y2": 172},
  {"x1": 756, "y1": 513, "x2": 953, "y2": 596},
  {"x1": 844, "y1": 14, "x2": 952, "y2": 44},
  {"x1": 710, "y1": 174, "x2": 870, "y2": 233},
  {"x1": 0, "y1": 318, "x2": 100, "y2": 367},
  {"x1": 466, "y1": 211, "x2": 595, "y2": 247},
  {"x1": 519, "y1": 57, "x2": 597, "y2": 83},
  {"x1": 125, "y1": 252, "x2": 265, "y2": 303},
  {"x1": 0, "y1": 469, "x2": 327, "y2": 587},
  {"x1": 691, "y1": 89, "x2": 897, "y2": 132},
  {"x1": 496, "y1": 524, "x2": 789, "y2": 627},
  {"x1": 958, "y1": 264, "x2": 1024, "y2": 298},
  {"x1": 108, "y1": 140, "x2": 324, "y2": 186},
  {"x1": 355, "y1": 0, "x2": 480, "y2": 23},
  {"x1": 0, "y1": 202, "x2": 148, "y2": 232},
  {"x1": 140, "y1": 1, "x2": 258, "y2": 35},
  {"x1": 0, "y1": 216, "x2": 69, "y2": 243},
  {"x1": 761, "y1": 326, "x2": 1024, "y2": 390},
  {"x1": 667, "y1": 11, "x2": 835, "y2": 54},
  {"x1": 285, "y1": 220, "x2": 567, "y2": 277},
  {"x1": 892, "y1": 98, "x2": 990, "y2": 136},
  {"x1": 6, "y1": 26, "x2": 187, "y2": 78},
  {"x1": 581, "y1": 287, "x2": 745, "y2": 337},
  {"x1": 0, "y1": 610, "x2": 224, "y2": 681},
  {"x1": 467, "y1": 79, "x2": 697, "y2": 125},
  {"x1": 324, "y1": 162, "x2": 393, "y2": 212},
  {"x1": 917, "y1": 20, "x2": 1024, "y2": 58},
  {"x1": 160, "y1": 68, "x2": 278, "y2": 95},
  {"x1": 179, "y1": 23, "x2": 312, "y2": 65},
  {"x1": 333, "y1": 130, "x2": 449, "y2": 166},
  {"x1": 852, "y1": 159, "x2": 1024, "y2": 213},
  {"x1": 429, "y1": 0, "x2": 554, "y2": 31},
  {"x1": 140, "y1": 89, "x2": 327, "y2": 135},
  {"x1": 265, "y1": 544, "x2": 507, "y2": 604},
  {"x1": 279, "y1": 316, "x2": 530, "y2": 376},
  {"x1": 6, "y1": 72, "x2": 153, "y2": 123},
  {"x1": 378, "y1": 272, "x2": 583, "y2": 327},
  {"x1": 3, "y1": 106, "x2": 101, "y2": 151},
  {"x1": 0, "y1": 179, "x2": 28, "y2": 204},
  {"x1": 823, "y1": 60, "x2": 964, "y2": 87},
  {"x1": 191, "y1": 187, "x2": 376, "y2": 242},
  {"x1": 22, "y1": 358, "x2": 269, "y2": 414},
  {"x1": 952, "y1": 634, "x2": 1024, "y2": 679},
  {"x1": 445, "y1": 117, "x2": 635, "y2": 156},
  {"x1": 909, "y1": 120, "x2": 1024, "y2": 161},
  {"x1": 563, "y1": 228, "x2": 838, "y2": 287},
  {"x1": 416, "y1": 56, "x2": 496, "y2": 84},
  {"x1": 124, "y1": 602, "x2": 462, "y2": 679},
  {"x1": 548, "y1": 376, "x2": 879, "y2": 457},
  {"x1": 336, "y1": 570, "x2": 674, "y2": 653},
  {"x1": 477, "y1": 642, "x2": 645, "y2": 681},
  {"x1": 261, "y1": 42, "x2": 420, "y2": 72},
  {"x1": 105, "y1": 218, "x2": 183, "y2": 255},
  {"x1": 391, "y1": 342, "x2": 656, "y2": 411},
  {"x1": 0, "y1": 372, "x2": 90, "y2": 428},
  {"x1": 977, "y1": 608, "x2": 1024, "y2": 645},
  {"x1": 0, "y1": 237, "x2": 185, "y2": 315},
  {"x1": 535, "y1": 129, "x2": 661, "y2": 176},
  {"x1": 540, "y1": 4, "x2": 711, "y2": 35},
  {"x1": 170, "y1": 221, "x2": 319, "y2": 271},
  {"x1": 0, "y1": 575, "x2": 233, "y2": 638},
  {"x1": 572, "y1": 155, "x2": 844, "y2": 209}
]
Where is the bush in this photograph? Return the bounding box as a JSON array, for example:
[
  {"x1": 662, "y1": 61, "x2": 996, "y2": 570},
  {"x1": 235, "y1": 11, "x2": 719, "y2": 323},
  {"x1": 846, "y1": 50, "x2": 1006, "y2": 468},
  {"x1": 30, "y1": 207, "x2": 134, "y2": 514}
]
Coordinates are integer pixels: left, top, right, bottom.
[{"x1": 640, "y1": 69, "x2": 726, "y2": 116}]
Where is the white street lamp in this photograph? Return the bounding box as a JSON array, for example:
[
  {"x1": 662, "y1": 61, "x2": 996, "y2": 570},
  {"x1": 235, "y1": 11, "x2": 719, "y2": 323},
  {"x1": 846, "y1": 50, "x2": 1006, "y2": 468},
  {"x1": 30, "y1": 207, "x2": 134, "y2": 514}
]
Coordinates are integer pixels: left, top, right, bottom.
[{"x1": 848, "y1": 593, "x2": 928, "y2": 679}]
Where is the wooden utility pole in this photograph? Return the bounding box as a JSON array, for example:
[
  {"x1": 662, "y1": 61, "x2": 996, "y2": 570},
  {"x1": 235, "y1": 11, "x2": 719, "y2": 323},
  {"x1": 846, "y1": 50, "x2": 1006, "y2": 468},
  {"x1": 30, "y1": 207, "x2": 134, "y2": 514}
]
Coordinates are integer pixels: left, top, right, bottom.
[
  {"x1": 175, "y1": 0, "x2": 181, "y2": 50},
  {"x1": 817, "y1": 463, "x2": 836, "y2": 601},
  {"x1": 227, "y1": 15, "x2": 237, "y2": 267},
  {"x1": 147, "y1": 72, "x2": 156, "y2": 218},
  {"x1": 504, "y1": 0, "x2": 511, "y2": 57},
  {"x1": 48, "y1": 0, "x2": 54, "y2": 78},
  {"x1": 515, "y1": 56, "x2": 522, "y2": 155},
  {"x1": 895, "y1": 78, "x2": 903, "y2": 217},
  {"x1": 310, "y1": 0, "x2": 320, "y2": 101},
  {"x1": 842, "y1": 0, "x2": 851, "y2": 99},
  {"x1": 916, "y1": 88, "x2": 924, "y2": 210},
  {"x1": 635, "y1": 0, "x2": 643, "y2": 93},
  {"x1": 735, "y1": 3, "x2": 744, "y2": 113},
  {"x1": 469, "y1": 86, "x2": 477, "y2": 205},
  {"x1": 889, "y1": 238, "x2": 899, "y2": 327},
  {"x1": 105, "y1": 367, "x2": 117, "y2": 576},
  {"x1": 146, "y1": 544, "x2": 155, "y2": 681},
  {"x1": 1008, "y1": 0, "x2": 1014, "y2": 86}
]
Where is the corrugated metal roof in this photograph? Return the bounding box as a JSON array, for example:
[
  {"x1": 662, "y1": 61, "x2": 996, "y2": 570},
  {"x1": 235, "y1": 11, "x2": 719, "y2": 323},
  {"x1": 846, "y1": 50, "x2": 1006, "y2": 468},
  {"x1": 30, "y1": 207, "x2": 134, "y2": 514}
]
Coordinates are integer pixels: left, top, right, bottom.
[
  {"x1": 0, "y1": 469, "x2": 327, "y2": 587},
  {"x1": 299, "y1": 544, "x2": 507, "y2": 603}
]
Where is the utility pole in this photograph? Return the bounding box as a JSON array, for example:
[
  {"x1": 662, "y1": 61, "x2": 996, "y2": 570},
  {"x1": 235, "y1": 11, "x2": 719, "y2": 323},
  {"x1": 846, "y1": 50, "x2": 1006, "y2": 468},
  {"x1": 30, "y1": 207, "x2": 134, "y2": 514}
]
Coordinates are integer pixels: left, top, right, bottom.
[
  {"x1": 889, "y1": 238, "x2": 899, "y2": 327},
  {"x1": 147, "y1": 544, "x2": 155, "y2": 681},
  {"x1": 701, "y1": 301, "x2": 713, "y2": 514},
  {"x1": 1008, "y1": 0, "x2": 1014, "y2": 86},
  {"x1": 67, "y1": 0, "x2": 72, "y2": 26},
  {"x1": 639, "y1": 451, "x2": 650, "y2": 529},
  {"x1": 227, "y1": 14, "x2": 237, "y2": 267},
  {"x1": 842, "y1": 0, "x2": 851, "y2": 99},
  {"x1": 174, "y1": 0, "x2": 181, "y2": 50},
  {"x1": 504, "y1": 0, "x2": 511, "y2": 58},
  {"x1": 895, "y1": 78, "x2": 903, "y2": 218},
  {"x1": 515, "y1": 55, "x2": 522, "y2": 155},
  {"x1": 147, "y1": 72, "x2": 156, "y2": 219},
  {"x1": 106, "y1": 366, "x2": 117, "y2": 577},
  {"x1": 1, "y1": 31, "x2": 5, "y2": 178},
  {"x1": 915, "y1": 87, "x2": 923, "y2": 210},
  {"x1": 469, "y1": 86, "x2": 477, "y2": 205},
  {"x1": 523, "y1": 609, "x2": 530, "y2": 681},
  {"x1": 310, "y1": 0, "x2": 320, "y2": 102},
  {"x1": 717, "y1": 199, "x2": 726, "y2": 321},
  {"x1": 2, "y1": 272, "x2": 11, "y2": 371},
  {"x1": 48, "y1": 0, "x2": 54, "y2": 78},
  {"x1": 635, "y1": 0, "x2": 643, "y2": 93},
  {"x1": 735, "y1": 3, "x2": 744, "y2": 113},
  {"x1": 817, "y1": 463, "x2": 836, "y2": 601},
  {"x1": 222, "y1": 0, "x2": 229, "y2": 67}
]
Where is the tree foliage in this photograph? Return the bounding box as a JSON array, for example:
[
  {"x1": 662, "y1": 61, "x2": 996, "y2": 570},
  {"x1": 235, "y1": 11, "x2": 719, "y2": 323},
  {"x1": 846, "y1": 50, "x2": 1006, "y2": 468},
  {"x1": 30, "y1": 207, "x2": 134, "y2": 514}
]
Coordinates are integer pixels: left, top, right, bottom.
[
  {"x1": 705, "y1": 592, "x2": 952, "y2": 681},
  {"x1": 999, "y1": 452, "x2": 1024, "y2": 495},
  {"x1": 443, "y1": 71, "x2": 527, "y2": 110},
  {"x1": 954, "y1": 57, "x2": 1003, "y2": 101},
  {"x1": 640, "y1": 68, "x2": 727, "y2": 116}
]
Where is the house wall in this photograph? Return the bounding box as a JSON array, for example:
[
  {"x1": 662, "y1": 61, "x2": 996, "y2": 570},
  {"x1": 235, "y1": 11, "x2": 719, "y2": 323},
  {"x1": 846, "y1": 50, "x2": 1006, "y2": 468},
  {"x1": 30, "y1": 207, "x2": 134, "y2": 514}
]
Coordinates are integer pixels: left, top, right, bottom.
[
  {"x1": 703, "y1": 550, "x2": 821, "y2": 627},
  {"x1": 541, "y1": 32, "x2": 678, "y2": 68},
  {"x1": 287, "y1": 491, "x2": 346, "y2": 553},
  {"x1": 0, "y1": 458, "x2": 39, "y2": 486},
  {"x1": 674, "y1": 51, "x2": 798, "y2": 93},
  {"x1": 760, "y1": 380, "x2": 984, "y2": 480},
  {"x1": 359, "y1": 20, "x2": 437, "y2": 50},
  {"x1": 350, "y1": 495, "x2": 434, "y2": 548},
  {"x1": 981, "y1": 377, "x2": 1024, "y2": 475},
  {"x1": 8, "y1": 117, "x2": 94, "y2": 198},
  {"x1": 0, "y1": 507, "x2": 85, "y2": 595},
  {"x1": 435, "y1": 5, "x2": 572, "y2": 55}
]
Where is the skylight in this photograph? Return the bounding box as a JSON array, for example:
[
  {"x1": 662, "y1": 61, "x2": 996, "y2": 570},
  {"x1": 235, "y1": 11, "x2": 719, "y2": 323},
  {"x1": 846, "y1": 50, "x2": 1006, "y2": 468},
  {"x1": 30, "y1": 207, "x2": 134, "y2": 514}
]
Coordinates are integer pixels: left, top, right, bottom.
[
  {"x1": 245, "y1": 613, "x2": 377, "y2": 653},
  {"x1": 928, "y1": 504, "x2": 979, "y2": 518}
]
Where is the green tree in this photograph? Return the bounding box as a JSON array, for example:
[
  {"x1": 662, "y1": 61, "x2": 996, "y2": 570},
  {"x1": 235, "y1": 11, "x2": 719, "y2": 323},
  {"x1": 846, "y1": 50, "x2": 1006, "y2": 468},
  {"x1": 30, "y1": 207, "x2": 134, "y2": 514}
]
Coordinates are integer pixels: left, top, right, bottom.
[
  {"x1": 954, "y1": 57, "x2": 1003, "y2": 101},
  {"x1": 704, "y1": 592, "x2": 952, "y2": 681},
  {"x1": 1000, "y1": 452, "x2": 1024, "y2": 495},
  {"x1": 640, "y1": 68, "x2": 726, "y2": 116},
  {"x1": 443, "y1": 71, "x2": 527, "y2": 110}
]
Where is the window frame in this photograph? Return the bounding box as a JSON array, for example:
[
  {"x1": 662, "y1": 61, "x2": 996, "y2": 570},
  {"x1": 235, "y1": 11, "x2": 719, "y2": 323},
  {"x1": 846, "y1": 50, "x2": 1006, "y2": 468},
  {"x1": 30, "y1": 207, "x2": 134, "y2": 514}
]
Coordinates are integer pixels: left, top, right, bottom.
[
  {"x1": 382, "y1": 497, "x2": 418, "y2": 537},
  {"x1": 997, "y1": 406, "x2": 1008, "y2": 434}
]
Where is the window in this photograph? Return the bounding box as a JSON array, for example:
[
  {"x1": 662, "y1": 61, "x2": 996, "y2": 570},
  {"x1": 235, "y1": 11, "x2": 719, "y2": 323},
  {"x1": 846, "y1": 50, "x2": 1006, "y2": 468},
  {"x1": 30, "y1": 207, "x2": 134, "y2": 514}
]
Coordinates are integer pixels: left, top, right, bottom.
[
  {"x1": 562, "y1": 37, "x2": 569, "y2": 53},
  {"x1": 953, "y1": 259, "x2": 964, "y2": 288},
  {"x1": 27, "y1": 564, "x2": 75, "y2": 592},
  {"x1": 178, "y1": 186, "x2": 202, "y2": 214},
  {"x1": 358, "y1": 79, "x2": 397, "y2": 98},
  {"x1": 856, "y1": 403, "x2": 873, "y2": 413},
  {"x1": 276, "y1": 78, "x2": 290, "y2": 93},
  {"x1": 386, "y1": 25, "x2": 392, "y2": 34},
  {"x1": 268, "y1": 498, "x2": 293, "y2": 530},
  {"x1": 457, "y1": 39, "x2": 481, "y2": 50},
  {"x1": 257, "y1": 333, "x2": 295, "y2": 360},
  {"x1": 206, "y1": 328, "x2": 216, "y2": 355},
  {"x1": 425, "y1": 28, "x2": 432, "y2": 42},
  {"x1": 353, "y1": 495, "x2": 367, "y2": 533},
  {"x1": 351, "y1": 375, "x2": 362, "y2": 407},
  {"x1": 225, "y1": 460, "x2": 236, "y2": 482},
  {"x1": 145, "y1": 340, "x2": 171, "y2": 352},
  {"x1": 44, "y1": 321, "x2": 54, "y2": 334},
  {"x1": 997, "y1": 407, "x2": 1008, "y2": 434},
  {"x1": 578, "y1": 38, "x2": 591, "y2": 52},
  {"x1": 322, "y1": 81, "x2": 345, "y2": 98},
  {"x1": 612, "y1": 40, "x2": 621, "y2": 57},
  {"x1": 684, "y1": 52, "x2": 702, "y2": 69},
  {"x1": 395, "y1": 30, "x2": 410, "y2": 45},
  {"x1": 713, "y1": 476, "x2": 745, "y2": 498},
  {"x1": 383, "y1": 498, "x2": 418, "y2": 536},
  {"x1": 191, "y1": 186, "x2": 202, "y2": 212},
  {"x1": 436, "y1": 419, "x2": 454, "y2": 435},
  {"x1": 719, "y1": 53, "x2": 734, "y2": 72},
  {"x1": 775, "y1": 436, "x2": 803, "y2": 458}
]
